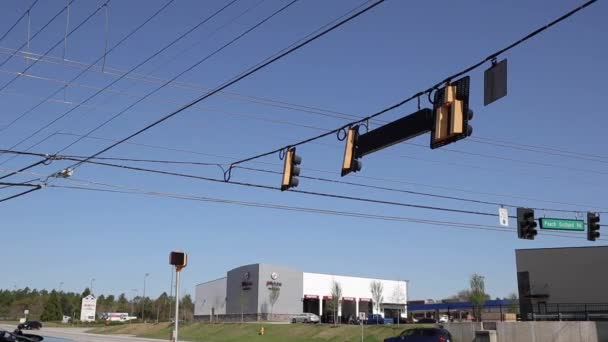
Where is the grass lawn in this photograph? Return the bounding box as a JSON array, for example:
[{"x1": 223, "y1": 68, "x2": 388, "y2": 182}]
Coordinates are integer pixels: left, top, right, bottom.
[{"x1": 89, "y1": 322, "x2": 433, "y2": 342}]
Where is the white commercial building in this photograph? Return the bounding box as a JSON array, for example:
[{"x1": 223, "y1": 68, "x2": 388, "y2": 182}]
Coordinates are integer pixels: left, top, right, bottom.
[{"x1": 195, "y1": 263, "x2": 407, "y2": 322}]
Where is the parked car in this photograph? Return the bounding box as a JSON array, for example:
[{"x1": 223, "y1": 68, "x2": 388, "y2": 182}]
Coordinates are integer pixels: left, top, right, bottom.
[
  {"x1": 416, "y1": 318, "x2": 437, "y2": 324},
  {"x1": 291, "y1": 313, "x2": 320, "y2": 324},
  {"x1": 366, "y1": 314, "x2": 393, "y2": 325},
  {"x1": 438, "y1": 315, "x2": 449, "y2": 323},
  {"x1": 384, "y1": 328, "x2": 453, "y2": 342},
  {"x1": 16, "y1": 321, "x2": 42, "y2": 330},
  {"x1": 347, "y1": 315, "x2": 361, "y2": 325}
]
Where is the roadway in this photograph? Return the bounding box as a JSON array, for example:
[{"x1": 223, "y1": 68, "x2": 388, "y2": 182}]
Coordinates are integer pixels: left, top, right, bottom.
[{"x1": 0, "y1": 325, "x2": 176, "y2": 342}]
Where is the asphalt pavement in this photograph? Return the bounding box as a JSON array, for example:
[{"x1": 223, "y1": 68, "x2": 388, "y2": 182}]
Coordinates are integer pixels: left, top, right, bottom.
[{"x1": 0, "y1": 325, "x2": 176, "y2": 342}]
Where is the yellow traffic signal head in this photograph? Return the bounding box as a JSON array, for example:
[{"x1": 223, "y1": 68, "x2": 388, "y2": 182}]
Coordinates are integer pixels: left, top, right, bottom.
[
  {"x1": 430, "y1": 77, "x2": 472, "y2": 149},
  {"x1": 281, "y1": 147, "x2": 301, "y2": 191},
  {"x1": 341, "y1": 126, "x2": 362, "y2": 176}
]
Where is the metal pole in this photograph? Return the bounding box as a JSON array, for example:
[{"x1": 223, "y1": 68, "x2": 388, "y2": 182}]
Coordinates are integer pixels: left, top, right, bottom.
[
  {"x1": 360, "y1": 320, "x2": 364, "y2": 342},
  {"x1": 174, "y1": 269, "x2": 180, "y2": 342},
  {"x1": 169, "y1": 267, "x2": 174, "y2": 320},
  {"x1": 142, "y1": 273, "x2": 149, "y2": 322}
]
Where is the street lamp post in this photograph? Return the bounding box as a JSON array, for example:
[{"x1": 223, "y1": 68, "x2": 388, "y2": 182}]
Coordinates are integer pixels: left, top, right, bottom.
[
  {"x1": 90, "y1": 278, "x2": 95, "y2": 294},
  {"x1": 142, "y1": 273, "x2": 149, "y2": 322}
]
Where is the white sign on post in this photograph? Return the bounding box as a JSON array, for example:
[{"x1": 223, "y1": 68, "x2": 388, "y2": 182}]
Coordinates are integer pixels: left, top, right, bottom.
[
  {"x1": 80, "y1": 295, "x2": 97, "y2": 322},
  {"x1": 499, "y1": 207, "x2": 509, "y2": 227}
]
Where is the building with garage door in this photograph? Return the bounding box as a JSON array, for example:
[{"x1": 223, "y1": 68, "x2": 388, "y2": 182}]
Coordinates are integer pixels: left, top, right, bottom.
[{"x1": 194, "y1": 263, "x2": 408, "y2": 322}]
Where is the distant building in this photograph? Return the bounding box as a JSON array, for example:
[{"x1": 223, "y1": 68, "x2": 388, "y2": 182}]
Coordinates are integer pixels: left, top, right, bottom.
[
  {"x1": 194, "y1": 263, "x2": 407, "y2": 322},
  {"x1": 516, "y1": 246, "x2": 608, "y2": 320}
]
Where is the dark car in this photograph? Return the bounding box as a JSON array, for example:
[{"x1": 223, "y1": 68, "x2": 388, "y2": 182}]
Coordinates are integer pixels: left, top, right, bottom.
[
  {"x1": 16, "y1": 321, "x2": 42, "y2": 330},
  {"x1": 384, "y1": 328, "x2": 452, "y2": 342},
  {"x1": 1, "y1": 329, "x2": 43, "y2": 342},
  {"x1": 416, "y1": 318, "x2": 437, "y2": 324}
]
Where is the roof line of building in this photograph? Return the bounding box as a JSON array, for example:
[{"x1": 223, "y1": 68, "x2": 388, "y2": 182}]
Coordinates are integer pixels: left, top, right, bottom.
[
  {"x1": 516, "y1": 245, "x2": 608, "y2": 252},
  {"x1": 195, "y1": 276, "x2": 227, "y2": 287},
  {"x1": 304, "y1": 271, "x2": 409, "y2": 283}
]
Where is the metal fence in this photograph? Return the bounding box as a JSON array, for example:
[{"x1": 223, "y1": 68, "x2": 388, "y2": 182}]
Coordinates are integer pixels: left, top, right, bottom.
[
  {"x1": 411, "y1": 302, "x2": 608, "y2": 322},
  {"x1": 528, "y1": 303, "x2": 608, "y2": 321}
]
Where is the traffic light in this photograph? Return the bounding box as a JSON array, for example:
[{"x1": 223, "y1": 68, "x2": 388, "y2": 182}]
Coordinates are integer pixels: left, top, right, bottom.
[
  {"x1": 281, "y1": 146, "x2": 302, "y2": 191},
  {"x1": 517, "y1": 207, "x2": 538, "y2": 240},
  {"x1": 431, "y1": 76, "x2": 473, "y2": 149},
  {"x1": 170, "y1": 251, "x2": 187, "y2": 268},
  {"x1": 341, "y1": 126, "x2": 362, "y2": 176},
  {"x1": 587, "y1": 212, "x2": 600, "y2": 241}
]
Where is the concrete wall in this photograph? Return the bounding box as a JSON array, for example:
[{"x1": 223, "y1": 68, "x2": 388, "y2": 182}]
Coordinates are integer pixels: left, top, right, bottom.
[
  {"x1": 516, "y1": 246, "x2": 608, "y2": 303},
  {"x1": 226, "y1": 264, "x2": 259, "y2": 315},
  {"x1": 443, "y1": 322, "x2": 608, "y2": 342},
  {"x1": 194, "y1": 277, "x2": 227, "y2": 316},
  {"x1": 257, "y1": 264, "x2": 303, "y2": 316}
]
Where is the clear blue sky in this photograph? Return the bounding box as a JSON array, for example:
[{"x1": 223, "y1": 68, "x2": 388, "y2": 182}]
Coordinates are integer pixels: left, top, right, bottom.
[{"x1": 0, "y1": 0, "x2": 606, "y2": 302}]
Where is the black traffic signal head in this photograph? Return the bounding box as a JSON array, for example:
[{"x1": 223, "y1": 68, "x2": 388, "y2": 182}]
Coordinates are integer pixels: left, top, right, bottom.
[
  {"x1": 430, "y1": 76, "x2": 473, "y2": 149},
  {"x1": 170, "y1": 251, "x2": 187, "y2": 268},
  {"x1": 281, "y1": 147, "x2": 301, "y2": 191},
  {"x1": 517, "y1": 207, "x2": 538, "y2": 240},
  {"x1": 587, "y1": 212, "x2": 600, "y2": 241},
  {"x1": 341, "y1": 126, "x2": 362, "y2": 177}
]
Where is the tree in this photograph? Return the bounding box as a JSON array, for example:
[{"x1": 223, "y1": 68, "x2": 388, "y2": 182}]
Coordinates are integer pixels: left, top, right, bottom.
[
  {"x1": 81, "y1": 288, "x2": 91, "y2": 298},
  {"x1": 328, "y1": 280, "x2": 342, "y2": 326},
  {"x1": 180, "y1": 294, "x2": 194, "y2": 322},
  {"x1": 116, "y1": 293, "x2": 130, "y2": 313},
  {"x1": 370, "y1": 281, "x2": 384, "y2": 315},
  {"x1": 444, "y1": 289, "x2": 472, "y2": 302},
  {"x1": 507, "y1": 293, "x2": 519, "y2": 314},
  {"x1": 41, "y1": 291, "x2": 62, "y2": 321},
  {"x1": 268, "y1": 286, "x2": 280, "y2": 320},
  {"x1": 468, "y1": 274, "x2": 487, "y2": 322}
]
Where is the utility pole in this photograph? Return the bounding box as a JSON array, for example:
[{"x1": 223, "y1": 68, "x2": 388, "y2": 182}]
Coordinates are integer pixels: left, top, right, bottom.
[
  {"x1": 142, "y1": 273, "x2": 149, "y2": 322},
  {"x1": 90, "y1": 278, "x2": 95, "y2": 294}
]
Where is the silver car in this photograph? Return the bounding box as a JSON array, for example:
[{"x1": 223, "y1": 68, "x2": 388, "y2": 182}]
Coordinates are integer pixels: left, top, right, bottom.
[{"x1": 291, "y1": 313, "x2": 320, "y2": 324}]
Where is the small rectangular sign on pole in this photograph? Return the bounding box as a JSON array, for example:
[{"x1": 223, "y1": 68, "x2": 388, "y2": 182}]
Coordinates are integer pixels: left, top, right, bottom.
[
  {"x1": 484, "y1": 59, "x2": 508, "y2": 106},
  {"x1": 539, "y1": 218, "x2": 584, "y2": 231},
  {"x1": 499, "y1": 207, "x2": 509, "y2": 227}
]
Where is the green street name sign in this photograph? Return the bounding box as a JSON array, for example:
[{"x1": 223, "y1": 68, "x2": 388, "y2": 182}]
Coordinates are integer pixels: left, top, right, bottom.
[{"x1": 539, "y1": 218, "x2": 584, "y2": 231}]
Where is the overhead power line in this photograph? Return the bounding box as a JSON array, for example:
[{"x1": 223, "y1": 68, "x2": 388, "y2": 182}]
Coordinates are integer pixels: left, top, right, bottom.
[
  {"x1": 0, "y1": 0, "x2": 40, "y2": 43},
  {"x1": 55, "y1": 0, "x2": 300, "y2": 154},
  {"x1": 1, "y1": 66, "x2": 604, "y2": 183},
  {"x1": 0, "y1": 186, "x2": 41, "y2": 203},
  {"x1": 46, "y1": 180, "x2": 602, "y2": 241},
  {"x1": 59, "y1": 0, "x2": 387, "y2": 172},
  {"x1": 3, "y1": 137, "x2": 607, "y2": 212},
  {"x1": 0, "y1": 0, "x2": 234, "y2": 152},
  {"x1": 232, "y1": 165, "x2": 602, "y2": 214},
  {"x1": 51, "y1": 155, "x2": 607, "y2": 218},
  {"x1": 0, "y1": 0, "x2": 105, "y2": 94},
  {"x1": 226, "y1": 0, "x2": 597, "y2": 171},
  {"x1": 2, "y1": 158, "x2": 604, "y2": 238},
  {"x1": 0, "y1": 0, "x2": 177, "y2": 137},
  {"x1": 0, "y1": 0, "x2": 73, "y2": 69}
]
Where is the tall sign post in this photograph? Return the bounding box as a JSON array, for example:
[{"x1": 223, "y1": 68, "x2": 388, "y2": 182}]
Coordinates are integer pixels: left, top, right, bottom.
[{"x1": 170, "y1": 251, "x2": 187, "y2": 342}]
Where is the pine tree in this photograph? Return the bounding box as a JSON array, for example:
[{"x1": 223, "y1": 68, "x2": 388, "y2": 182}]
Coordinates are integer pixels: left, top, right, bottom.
[{"x1": 40, "y1": 291, "x2": 62, "y2": 321}]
